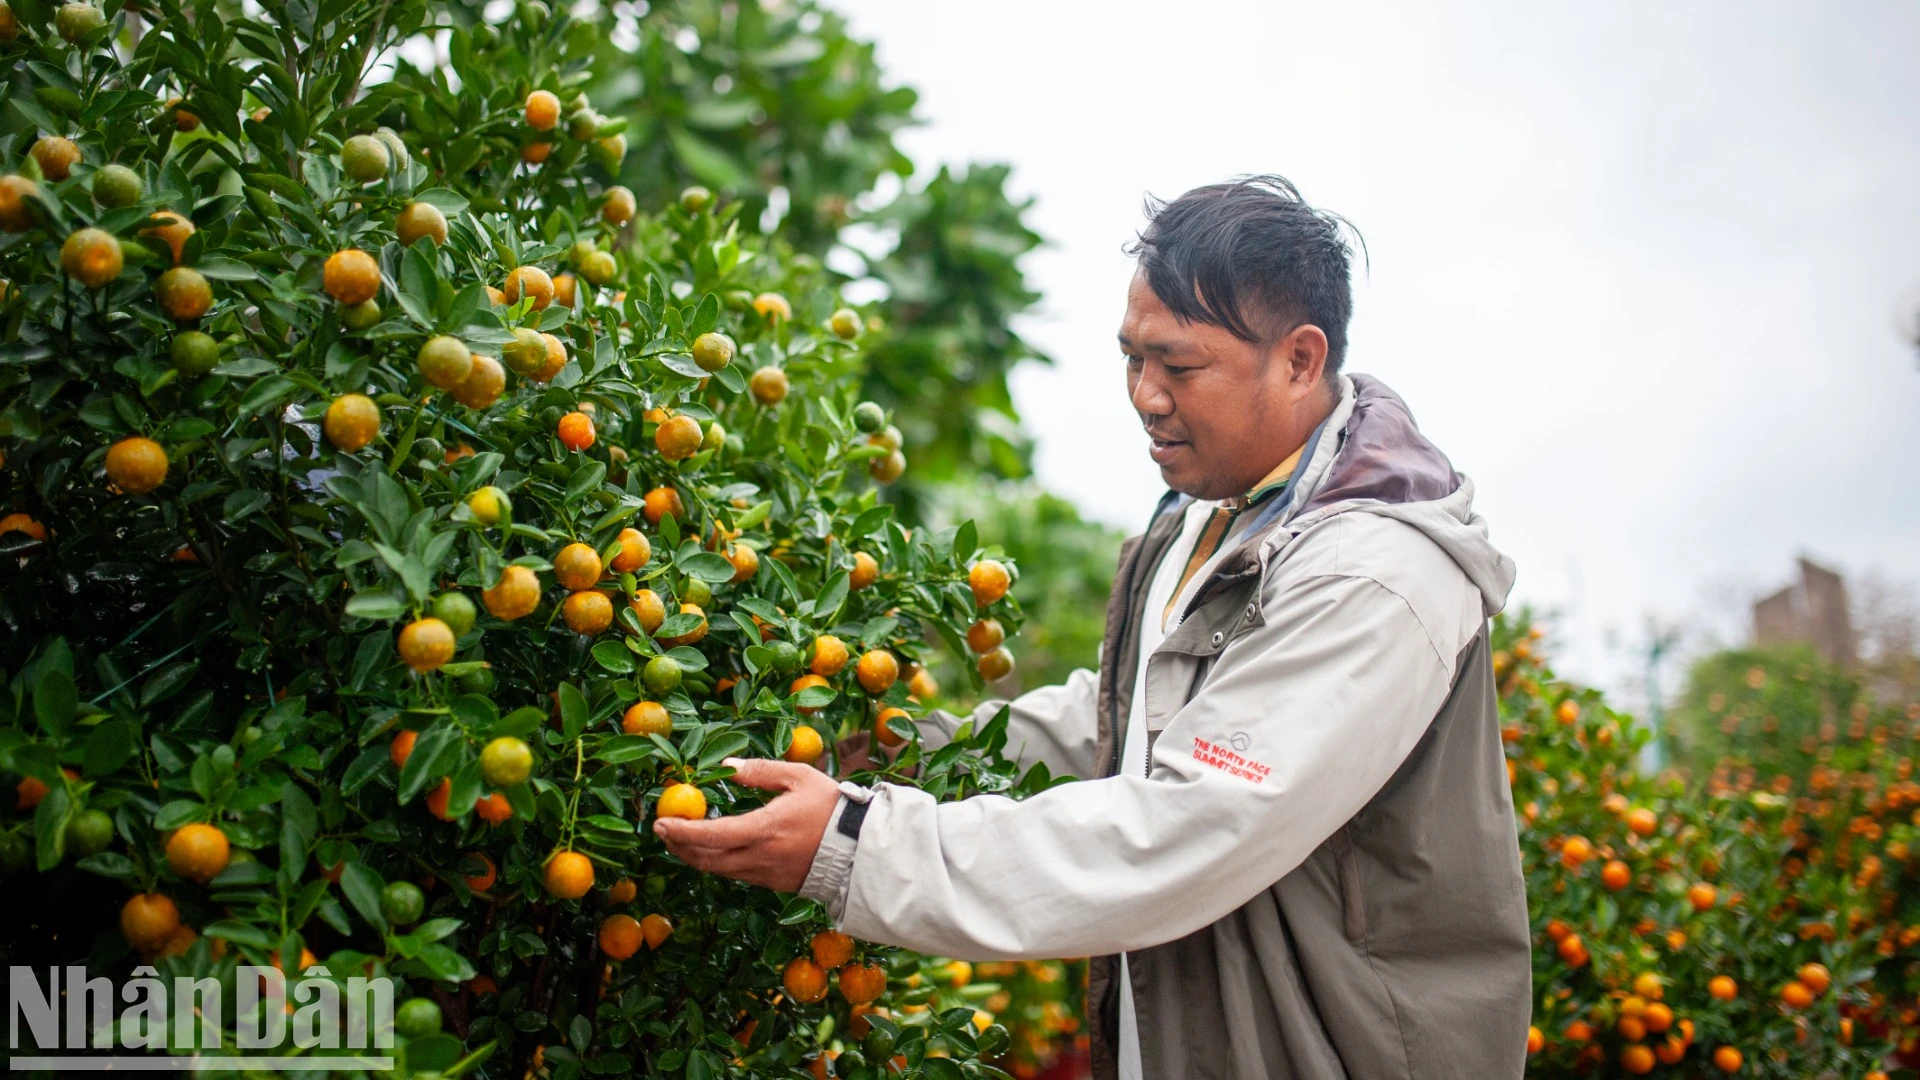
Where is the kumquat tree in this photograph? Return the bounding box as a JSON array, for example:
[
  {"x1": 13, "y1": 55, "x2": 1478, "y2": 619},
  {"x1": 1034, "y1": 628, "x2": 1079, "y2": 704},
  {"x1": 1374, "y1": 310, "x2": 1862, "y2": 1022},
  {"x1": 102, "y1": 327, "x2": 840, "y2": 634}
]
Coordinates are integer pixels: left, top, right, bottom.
[
  {"x1": 1497, "y1": 613, "x2": 1920, "y2": 1079},
  {"x1": 0, "y1": 0, "x2": 1051, "y2": 1076}
]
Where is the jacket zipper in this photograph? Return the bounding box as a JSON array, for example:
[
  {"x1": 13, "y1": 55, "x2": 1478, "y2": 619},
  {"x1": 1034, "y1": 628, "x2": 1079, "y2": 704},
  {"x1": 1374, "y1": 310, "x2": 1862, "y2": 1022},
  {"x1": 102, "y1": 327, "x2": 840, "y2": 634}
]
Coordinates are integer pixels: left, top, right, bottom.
[
  {"x1": 1132, "y1": 499, "x2": 1264, "y2": 779},
  {"x1": 1108, "y1": 491, "x2": 1180, "y2": 778},
  {"x1": 1107, "y1": 527, "x2": 1149, "y2": 779}
]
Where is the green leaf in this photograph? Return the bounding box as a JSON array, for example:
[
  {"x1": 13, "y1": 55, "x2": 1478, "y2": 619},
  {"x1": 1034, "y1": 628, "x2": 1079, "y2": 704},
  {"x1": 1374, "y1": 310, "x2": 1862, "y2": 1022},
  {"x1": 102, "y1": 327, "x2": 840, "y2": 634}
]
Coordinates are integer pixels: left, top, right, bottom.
[
  {"x1": 921, "y1": 1056, "x2": 966, "y2": 1080},
  {"x1": 341, "y1": 746, "x2": 390, "y2": 795},
  {"x1": 397, "y1": 724, "x2": 461, "y2": 804},
  {"x1": 793, "y1": 685, "x2": 836, "y2": 709},
  {"x1": 33, "y1": 668, "x2": 75, "y2": 736},
  {"x1": 395, "y1": 283, "x2": 435, "y2": 327},
  {"x1": 598, "y1": 736, "x2": 658, "y2": 765},
  {"x1": 570, "y1": 1014, "x2": 593, "y2": 1054},
  {"x1": 684, "y1": 1049, "x2": 723, "y2": 1080},
  {"x1": 234, "y1": 375, "x2": 299, "y2": 419},
  {"x1": 222, "y1": 489, "x2": 272, "y2": 523},
  {"x1": 344, "y1": 590, "x2": 406, "y2": 621},
  {"x1": 814, "y1": 572, "x2": 850, "y2": 624},
  {"x1": 280, "y1": 780, "x2": 318, "y2": 842},
  {"x1": 11, "y1": 92, "x2": 67, "y2": 136},
  {"x1": 402, "y1": 242, "x2": 439, "y2": 315},
  {"x1": 657, "y1": 613, "x2": 704, "y2": 639},
  {"x1": 696, "y1": 732, "x2": 749, "y2": 768},
  {"x1": 566, "y1": 461, "x2": 607, "y2": 502},
  {"x1": 731, "y1": 501, "x2": 772, "y2": 531},
  {"x1": 154, "y1": 799, "x2": 205, "y2": 830},
  {"x1": 77, "y1": 397, "x2": 126, "y2": 434},
  {"x1": 204, "y1": 920, "x2": 273, "y2": 949},
  {"x1": 339, "y1": 863, "x2": 389, "y2": 934},
  {"x1": 591, "y1": 641, "x2": 635, "y2": 673},
  {"x1": 77, "y1": 852, "x2": 135, "y2": 880},
  {"x1": 657, "y1": 352, "x2": 709, "y2": 379},
  {"x1": 664, "y1": 646, "x2": 707, "y2": 672},
  {"x1": 742, "y1": 644, "x2": 772, "y2": 676},
  {"x1": 580, "y1": 814, "x2": 636, "y2": 837},
  {"x1": 558, "y1": 683, "x2": 589, "y2": 740},
  {"x1": 33, "y1": 784, "x2": 71, "y2": 871},
  {"x1": 210, "y1": 860, "x2": 276, "y2": 886},
  {"x1": 677, "y1": 551, "x2": 736, "y2": 584},
  {"x1": 196, "y1": 257, "x2": 259, "y2": 281},
  {"x1": 668, "y1": 127, "x2": 749, "y2": 189},
  {"x1": 414, "y1": 918, "x2": 464, "y2": 944},
  {"x1": 446, "y1": 757, "x2": 485, "y2": 822},
  {"x1": 882, "y1": 711, "x2": 917, "y2": 747},
  {"x1": 493, "y1": 707, "x2": 546, "y2": 738},
  {"x1": 139, "y1": 662, "x2": 199, "y2": 707},
  {"x1": 280, "y1": 811, "x2": 309, "y2": 881},
  {"x1": 412, "y1": 188, "x2": 470, "y2": 216},
  {"x1": 407, "y1": 1034, "x2": 466, "y2": 1072},
  {"x1": 449, "y1": 694, "x2": 498, "y2": 731},
  {"x1": 776, "y1": 896, "x2": 821, "y2": 925},
  {"x1": 214, "y1": 357, "x2": 278, "y2": 377},
  {"x1": 848, "y1": 505, "x2": 893, "y2": 539},
  {"x1": 689, "y1": 293, "x2": 719, "y2": 335},
  {"x1": 83, "y1": 720, "x2": 136, "y2": 776},
  {"x1": 418, "y1": 943, "x2": 476, "y2": 983}
]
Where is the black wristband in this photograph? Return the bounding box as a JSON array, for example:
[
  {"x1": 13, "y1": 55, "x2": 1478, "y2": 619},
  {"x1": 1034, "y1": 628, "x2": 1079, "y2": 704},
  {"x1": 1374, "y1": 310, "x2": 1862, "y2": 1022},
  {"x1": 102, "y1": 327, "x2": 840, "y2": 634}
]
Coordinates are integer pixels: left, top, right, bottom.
[{"x1": 836, "y1": 797, "x2": 870, "y2": 841}]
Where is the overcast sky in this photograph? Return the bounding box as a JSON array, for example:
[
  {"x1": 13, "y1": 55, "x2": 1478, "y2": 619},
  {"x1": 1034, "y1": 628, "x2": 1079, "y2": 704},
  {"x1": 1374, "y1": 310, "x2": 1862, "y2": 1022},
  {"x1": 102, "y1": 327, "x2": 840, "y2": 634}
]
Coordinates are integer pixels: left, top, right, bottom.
[{"x1": 832, "y1": 0, "x2": 1920, "y2": 696}]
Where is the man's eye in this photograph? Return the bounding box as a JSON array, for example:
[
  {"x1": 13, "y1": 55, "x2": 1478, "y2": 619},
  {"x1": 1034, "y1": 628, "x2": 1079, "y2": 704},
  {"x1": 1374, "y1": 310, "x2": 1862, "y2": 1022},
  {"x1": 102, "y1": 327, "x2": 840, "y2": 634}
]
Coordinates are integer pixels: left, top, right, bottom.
[{"x1": 1165, "y1": 365, "x2": 1194, "y2": 377}]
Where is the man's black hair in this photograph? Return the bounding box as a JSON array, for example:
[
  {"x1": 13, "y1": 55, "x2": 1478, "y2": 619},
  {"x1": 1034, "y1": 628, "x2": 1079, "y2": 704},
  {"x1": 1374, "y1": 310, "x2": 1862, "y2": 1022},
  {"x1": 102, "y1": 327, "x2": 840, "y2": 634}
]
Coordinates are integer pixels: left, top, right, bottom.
[{"x1": 1125, "y1": 174, "x2": 1360, "y2": 374}]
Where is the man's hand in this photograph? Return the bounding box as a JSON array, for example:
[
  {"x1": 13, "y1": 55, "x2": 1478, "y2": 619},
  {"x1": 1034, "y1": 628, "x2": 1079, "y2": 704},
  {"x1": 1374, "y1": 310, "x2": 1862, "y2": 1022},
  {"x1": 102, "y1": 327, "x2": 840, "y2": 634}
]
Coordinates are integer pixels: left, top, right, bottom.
[{"x1": 653, "y1": 757, "x2": 842, "y2": 892}]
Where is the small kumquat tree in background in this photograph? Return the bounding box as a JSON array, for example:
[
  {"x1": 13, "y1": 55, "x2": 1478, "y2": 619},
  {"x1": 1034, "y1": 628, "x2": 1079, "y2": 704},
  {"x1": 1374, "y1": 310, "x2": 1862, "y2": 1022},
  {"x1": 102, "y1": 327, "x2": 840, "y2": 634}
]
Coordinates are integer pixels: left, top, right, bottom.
[{"x1": 1499, "y1": 612, "x2": 1920, "y2": 1078}]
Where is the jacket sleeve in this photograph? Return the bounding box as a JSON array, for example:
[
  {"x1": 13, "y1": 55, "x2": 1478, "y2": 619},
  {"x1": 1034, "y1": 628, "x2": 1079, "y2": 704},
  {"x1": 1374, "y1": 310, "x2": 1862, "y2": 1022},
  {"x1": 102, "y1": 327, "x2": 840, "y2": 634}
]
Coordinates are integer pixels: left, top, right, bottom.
[
  {"x1": 916, "y1": 667, "x2": 1101, "y2": 780},
  {"x1": 800, "y1": 569, "x2": 1458, "y2": 960}
]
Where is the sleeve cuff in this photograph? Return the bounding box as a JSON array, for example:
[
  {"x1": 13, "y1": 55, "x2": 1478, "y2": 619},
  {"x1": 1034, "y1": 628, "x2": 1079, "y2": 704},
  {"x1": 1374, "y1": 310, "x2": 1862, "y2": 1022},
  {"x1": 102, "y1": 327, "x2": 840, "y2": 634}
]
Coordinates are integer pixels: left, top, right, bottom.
[{"x1": 798, "y1": 783, "x2": 873, "y2": 918}]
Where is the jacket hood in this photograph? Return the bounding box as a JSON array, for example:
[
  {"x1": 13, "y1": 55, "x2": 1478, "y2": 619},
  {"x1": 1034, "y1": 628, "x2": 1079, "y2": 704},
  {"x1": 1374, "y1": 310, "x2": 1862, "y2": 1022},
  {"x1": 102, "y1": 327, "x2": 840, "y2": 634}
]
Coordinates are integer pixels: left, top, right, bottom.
[{"x1": 1279, "y1": 374, "x2": 1515, "y2": 617}]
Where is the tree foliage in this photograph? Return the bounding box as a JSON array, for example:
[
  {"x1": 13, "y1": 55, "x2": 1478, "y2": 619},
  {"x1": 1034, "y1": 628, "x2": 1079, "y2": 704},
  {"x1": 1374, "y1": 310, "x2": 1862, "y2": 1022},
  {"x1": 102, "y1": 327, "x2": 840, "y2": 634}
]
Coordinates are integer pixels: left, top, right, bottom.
[
  {"x1": 0, "y1": 0, "x2": 1057, "y2": 1076},
  {"x1": 574, "y1": 0, "x2": 915, "y2": 256},
  {"x1": 574, "y1": 2, "x2": 1050, "y2": 498}
]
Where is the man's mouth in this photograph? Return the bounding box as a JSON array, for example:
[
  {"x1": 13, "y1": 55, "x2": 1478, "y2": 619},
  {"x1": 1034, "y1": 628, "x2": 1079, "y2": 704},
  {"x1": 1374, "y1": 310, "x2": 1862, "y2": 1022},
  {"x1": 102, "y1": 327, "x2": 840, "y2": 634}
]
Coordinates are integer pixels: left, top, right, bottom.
[{"x1": 1146, "y1": 433, "x2": 1189, "y2": 463}]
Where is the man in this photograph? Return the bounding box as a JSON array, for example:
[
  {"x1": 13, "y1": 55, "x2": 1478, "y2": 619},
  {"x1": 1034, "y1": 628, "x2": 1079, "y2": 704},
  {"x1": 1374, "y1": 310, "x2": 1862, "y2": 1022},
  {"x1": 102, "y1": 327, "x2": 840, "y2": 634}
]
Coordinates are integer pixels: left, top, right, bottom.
[{"x1": 655, "y1": 175, "x2": 1532, "y2": 1079}]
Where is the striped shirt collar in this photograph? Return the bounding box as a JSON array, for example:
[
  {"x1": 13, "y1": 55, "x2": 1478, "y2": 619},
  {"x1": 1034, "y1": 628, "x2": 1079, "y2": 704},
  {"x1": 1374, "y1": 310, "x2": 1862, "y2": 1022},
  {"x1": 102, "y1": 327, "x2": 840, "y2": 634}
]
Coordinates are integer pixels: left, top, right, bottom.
[
  {"x1": 1159, "y1": 443, "x2": 1308, "y2": 630},
  {"x1": 1229, "y1": 444, "x2": 1306, "y2": 510}
]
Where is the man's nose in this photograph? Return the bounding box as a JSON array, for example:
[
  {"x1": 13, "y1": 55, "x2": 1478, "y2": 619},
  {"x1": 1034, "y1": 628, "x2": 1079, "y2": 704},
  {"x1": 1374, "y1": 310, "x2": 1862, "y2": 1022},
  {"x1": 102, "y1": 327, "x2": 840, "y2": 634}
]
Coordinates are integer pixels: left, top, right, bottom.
[{"x1": 1130, "y1": 363, "x2": 1172, "y2": 417}]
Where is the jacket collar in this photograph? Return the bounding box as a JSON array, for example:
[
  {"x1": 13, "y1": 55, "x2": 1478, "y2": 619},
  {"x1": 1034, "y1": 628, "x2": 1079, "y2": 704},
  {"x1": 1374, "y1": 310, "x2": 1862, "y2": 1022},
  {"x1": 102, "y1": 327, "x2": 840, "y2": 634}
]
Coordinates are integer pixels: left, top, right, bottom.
[{"x1": 1144, "y1": 378, "x2": 1359, "y2": 621}]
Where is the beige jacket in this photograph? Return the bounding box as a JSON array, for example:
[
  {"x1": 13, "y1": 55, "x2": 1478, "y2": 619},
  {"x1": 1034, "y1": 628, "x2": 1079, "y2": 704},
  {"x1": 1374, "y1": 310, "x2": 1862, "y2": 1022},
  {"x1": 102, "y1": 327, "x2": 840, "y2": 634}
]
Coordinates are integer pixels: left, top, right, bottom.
[{"x1": 800, "y1": 374, "x2": 1531, "y2": 1079}]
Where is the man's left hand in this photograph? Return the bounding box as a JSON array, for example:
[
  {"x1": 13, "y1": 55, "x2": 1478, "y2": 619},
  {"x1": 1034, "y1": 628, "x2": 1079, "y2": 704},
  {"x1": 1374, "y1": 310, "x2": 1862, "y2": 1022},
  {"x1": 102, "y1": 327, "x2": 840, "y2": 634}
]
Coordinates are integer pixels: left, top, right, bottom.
[{"x1": 652, "y1": 757, "x2": 841, "y2": 892}]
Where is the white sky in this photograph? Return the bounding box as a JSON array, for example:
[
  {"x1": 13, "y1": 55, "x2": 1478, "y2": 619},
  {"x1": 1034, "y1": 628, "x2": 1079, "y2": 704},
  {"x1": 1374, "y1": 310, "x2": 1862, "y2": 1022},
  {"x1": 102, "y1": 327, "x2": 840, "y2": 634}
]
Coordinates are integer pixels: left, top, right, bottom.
[{"x1": 832, "y1": 0, "x2": 1920, "y2": 696}]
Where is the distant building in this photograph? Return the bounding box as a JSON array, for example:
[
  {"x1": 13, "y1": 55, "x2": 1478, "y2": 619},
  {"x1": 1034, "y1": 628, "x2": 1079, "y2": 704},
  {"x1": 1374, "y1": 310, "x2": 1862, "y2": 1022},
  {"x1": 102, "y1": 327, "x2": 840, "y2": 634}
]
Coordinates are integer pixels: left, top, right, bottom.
[{"x1": 1753, "y1": 557, "x2": 1856, "y2": 668}]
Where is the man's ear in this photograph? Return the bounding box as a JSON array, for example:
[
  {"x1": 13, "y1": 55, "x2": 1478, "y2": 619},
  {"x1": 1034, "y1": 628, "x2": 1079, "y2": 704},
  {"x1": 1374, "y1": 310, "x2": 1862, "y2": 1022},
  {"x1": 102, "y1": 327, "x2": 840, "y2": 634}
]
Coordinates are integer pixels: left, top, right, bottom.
[{"x1": 1281, "y1": 323, "x2": 1329, "y2": 400}]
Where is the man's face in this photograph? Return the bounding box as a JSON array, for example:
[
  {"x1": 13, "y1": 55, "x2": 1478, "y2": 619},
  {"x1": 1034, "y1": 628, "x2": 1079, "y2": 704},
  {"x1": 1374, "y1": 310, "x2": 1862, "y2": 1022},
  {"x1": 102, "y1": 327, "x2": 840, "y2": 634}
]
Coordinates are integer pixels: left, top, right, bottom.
[{"x1": 1119, "y1": 271, "x2": 1328, "y2": 500}]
